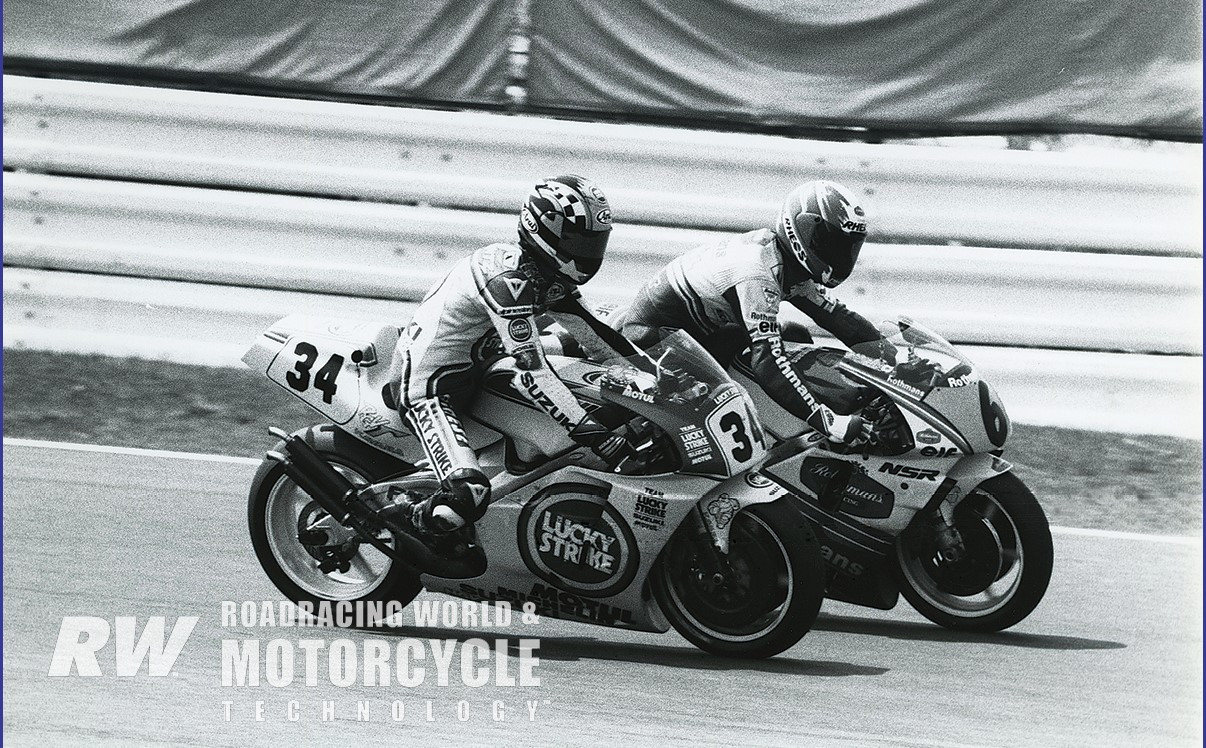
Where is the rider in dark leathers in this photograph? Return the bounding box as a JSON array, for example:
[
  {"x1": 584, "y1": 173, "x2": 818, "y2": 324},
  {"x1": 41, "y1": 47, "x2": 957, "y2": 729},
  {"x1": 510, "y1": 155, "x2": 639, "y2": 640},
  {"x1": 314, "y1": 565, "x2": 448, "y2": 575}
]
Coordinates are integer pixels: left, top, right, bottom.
[{"x1": 617, "y1": 179, "x2": 891, "y2": 445}]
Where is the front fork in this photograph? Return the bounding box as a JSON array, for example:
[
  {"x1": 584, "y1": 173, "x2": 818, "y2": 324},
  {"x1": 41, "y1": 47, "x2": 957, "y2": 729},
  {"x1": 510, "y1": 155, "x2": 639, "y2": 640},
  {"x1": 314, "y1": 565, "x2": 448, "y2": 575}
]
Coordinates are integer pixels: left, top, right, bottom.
[{"x1": 918, "y1": 477, "x2": 966, "y2": 563}]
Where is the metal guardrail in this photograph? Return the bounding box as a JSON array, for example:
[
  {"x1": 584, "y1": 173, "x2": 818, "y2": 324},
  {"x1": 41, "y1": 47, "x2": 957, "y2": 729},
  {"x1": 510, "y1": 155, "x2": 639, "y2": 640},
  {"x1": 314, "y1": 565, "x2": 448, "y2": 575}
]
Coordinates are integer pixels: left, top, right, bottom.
[
  {"x1": 4, "y1": 75, "x2": 1201, "y2": 256},
  {"x1": 4, "y1": 269, "x2": 1200, "y2": 438},
  {"x1": 4, "y1": 173, "x2": 1201, "y2": 354}
]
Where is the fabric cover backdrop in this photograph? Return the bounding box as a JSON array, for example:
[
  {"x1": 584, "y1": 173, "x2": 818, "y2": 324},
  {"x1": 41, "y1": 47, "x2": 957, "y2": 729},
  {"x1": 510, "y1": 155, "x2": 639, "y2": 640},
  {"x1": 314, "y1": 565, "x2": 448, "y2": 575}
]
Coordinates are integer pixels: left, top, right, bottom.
[
  {"x1": 3, "y1": 0, "x2": 516, "y2": 105},
  {"x1": 526, "y1": 0, "x2": 1202, "y2": 137},
  {"x1": 4, "y1": 0, "x2": 1201, "y2": 135}
]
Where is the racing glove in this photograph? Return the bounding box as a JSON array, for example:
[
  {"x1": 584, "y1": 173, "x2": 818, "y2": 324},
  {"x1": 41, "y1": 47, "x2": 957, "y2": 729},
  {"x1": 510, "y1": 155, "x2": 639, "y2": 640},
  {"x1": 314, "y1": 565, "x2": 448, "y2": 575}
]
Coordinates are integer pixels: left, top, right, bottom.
[
  {"x1": 824, "y1": 408, "x2": 872, "y2": 447},
  {"x1": 569, "y1": 413, "x2": 637, "y2": 469}
]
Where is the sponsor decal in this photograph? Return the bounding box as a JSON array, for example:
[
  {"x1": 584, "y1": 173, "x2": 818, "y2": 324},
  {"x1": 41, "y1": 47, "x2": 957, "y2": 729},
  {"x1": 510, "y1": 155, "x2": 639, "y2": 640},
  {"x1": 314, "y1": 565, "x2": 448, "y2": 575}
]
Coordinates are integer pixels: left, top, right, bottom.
[
  {"x1": 837, "y1": 195, "x2": 867, "y2": 233},
  {"x1": 946, "y1": 374, "x2": 973, "y2": 388},
  {"x1": 358, "y1": 406, "x2": 408, "y2": 439},
  {"x1": 508, "y1": 317, "x2": 533, "y2": 343},
  {"x1": 677, "y1": 425, "x2": 714, "y2": 464},
  {"x1": 411, "y1": 403, "x2": 454, "y2": 478},
  {"x1": 762, "y1": 287, "x2": 779, "y2": 307},
  {"x1": 744, "y1": 471, "x2": 774, "y2": 489},
  {"x1": 820, "y1": 544, "x2": 865, "y2": 577},
  {"x1": 632, "y1": 488, "x2": 668, "y2": 531},
  {"x1": 520, "y1": 208, "x2": 539, "y2": 233},
  {"x1": 705, "y1": 495, "x2": 740, "y2": 529},
  {"x1": 518, "y1": 372, "x2": 575, "y2": 429},
  {"x1": 799, "y1": 457, "x2": 894, "y2": 519},
  {"x1": 887, "y1": 377, "x2": 925, "y2": 397},
  {"x1": 503, "y1": 276, "x2": 529, "y2": 302},
  {"x1": 581, "y1": 369, "x2": 607, "y2": 386},
  {"x1": 878, "y1": 463, "x2": 940, "y2": 481},
  {"x1": 920, "y1": 446, "x2": 960, "y2": 458},
  {"x1": 595, "y1": 209, "x2": 612, "y2": 224},
  {"x1": 588, "y1": 185, "x2": 607, "y2": 202},
  {"x1": 621, "y1": 384, "x2": 654, "y2": 403},
  {"x1": 916, "y1": 428, "x2": 941, "y2": 445},
  {"x1": 517, "y1": 484, "x2": 638, "y2": 597},
  {"x1": 753, "y1": 319, "x2": 780, "y2": 338},
  {"x1": 749, "y1": 311, "x2": 778, "y2": 323},
  {"x1": 459, "y1": 583, "x2": 633, "y2": 627}
]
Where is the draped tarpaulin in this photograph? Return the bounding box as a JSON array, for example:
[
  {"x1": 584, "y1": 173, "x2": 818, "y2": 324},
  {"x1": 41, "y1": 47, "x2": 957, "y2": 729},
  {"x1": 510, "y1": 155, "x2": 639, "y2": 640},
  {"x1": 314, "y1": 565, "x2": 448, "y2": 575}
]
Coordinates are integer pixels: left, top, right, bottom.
[
  {"x1": 3, "y1": 0, "x2": 516, "y2": 105},
  {"x1": 526, "y1": 0, "x2": 1203, "y2": 138}
]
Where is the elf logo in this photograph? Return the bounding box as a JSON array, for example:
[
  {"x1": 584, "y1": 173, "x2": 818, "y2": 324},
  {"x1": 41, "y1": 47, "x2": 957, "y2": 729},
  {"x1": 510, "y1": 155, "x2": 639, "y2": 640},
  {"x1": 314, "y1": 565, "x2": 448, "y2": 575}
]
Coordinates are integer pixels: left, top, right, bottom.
[
  {"x1": 878, "y1": 463, "x2": 940, "y2": 481},
  {"x1": 920, "y1": 446, "x2": 961, "y2": 458}
]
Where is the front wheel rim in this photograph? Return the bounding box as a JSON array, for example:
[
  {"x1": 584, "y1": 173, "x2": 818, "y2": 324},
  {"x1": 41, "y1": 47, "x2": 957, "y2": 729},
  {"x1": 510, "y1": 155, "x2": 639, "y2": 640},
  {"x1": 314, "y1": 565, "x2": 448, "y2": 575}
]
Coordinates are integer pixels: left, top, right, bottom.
[
  {"x1": 264, "y1": 463, "x2": 394, "y2": 601},
  {"x1": 662, "y1": 512, "x2": 794, "y2": 643},
  {"x1": 897, "y1": 490, "x2": 1024, "y2": 617}
]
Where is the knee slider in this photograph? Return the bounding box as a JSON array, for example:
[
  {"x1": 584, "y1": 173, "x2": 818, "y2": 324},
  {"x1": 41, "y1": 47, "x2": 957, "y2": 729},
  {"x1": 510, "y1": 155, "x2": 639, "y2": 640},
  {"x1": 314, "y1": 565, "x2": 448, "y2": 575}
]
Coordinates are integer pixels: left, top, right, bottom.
[{"x1": 442, "y1": 468, "x2": 491, "y2": 523}]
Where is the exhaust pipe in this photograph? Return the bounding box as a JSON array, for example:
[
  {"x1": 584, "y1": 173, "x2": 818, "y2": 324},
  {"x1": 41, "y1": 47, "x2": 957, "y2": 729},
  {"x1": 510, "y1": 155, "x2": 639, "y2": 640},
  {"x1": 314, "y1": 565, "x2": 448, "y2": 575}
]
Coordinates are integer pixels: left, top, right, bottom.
[{"x1": 267, "y1": 429, "x2": 359, "y2": 524}]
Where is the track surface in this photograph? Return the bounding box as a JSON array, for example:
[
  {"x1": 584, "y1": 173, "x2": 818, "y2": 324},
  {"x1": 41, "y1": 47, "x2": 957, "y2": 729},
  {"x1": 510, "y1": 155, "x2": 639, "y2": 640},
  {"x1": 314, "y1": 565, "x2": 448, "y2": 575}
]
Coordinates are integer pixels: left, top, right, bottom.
[{"x1": 3, "y1": 443, "x2": 1202, "y2": 747}]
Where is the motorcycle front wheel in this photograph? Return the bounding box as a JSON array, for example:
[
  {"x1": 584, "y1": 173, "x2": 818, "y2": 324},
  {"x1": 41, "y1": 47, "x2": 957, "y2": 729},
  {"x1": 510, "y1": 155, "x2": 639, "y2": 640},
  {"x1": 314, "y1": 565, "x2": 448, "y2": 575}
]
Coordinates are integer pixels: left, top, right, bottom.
[
  {"x1": 650, "y1": 500, "x2": 826, "y2": 658},
  {"x1": 895, "y1": 472, "x2": 1053, "y2": 632},
  {"x1": 248, "y1": 425, "x2": 423, "y2": 618}
]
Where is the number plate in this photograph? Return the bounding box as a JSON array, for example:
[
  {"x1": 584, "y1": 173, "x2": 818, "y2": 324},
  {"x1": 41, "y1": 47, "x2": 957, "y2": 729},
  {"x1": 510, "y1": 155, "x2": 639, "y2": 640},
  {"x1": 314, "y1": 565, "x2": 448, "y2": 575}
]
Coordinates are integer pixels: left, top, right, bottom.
[
  {"x1": 267, "y1": 334, "x2": 360, "y2": 424},
  {"x1": 705, "y1": 389, "x2": 767, "y2": 476}
]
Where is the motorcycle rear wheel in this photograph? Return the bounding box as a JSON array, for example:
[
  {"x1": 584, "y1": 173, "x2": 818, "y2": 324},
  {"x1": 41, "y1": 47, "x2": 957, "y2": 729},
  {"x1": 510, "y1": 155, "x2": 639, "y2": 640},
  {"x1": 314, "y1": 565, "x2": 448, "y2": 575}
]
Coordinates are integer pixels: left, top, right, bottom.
[
  {"x1": 650, "y1": 500, "x2": 826, "y2": 658},
  {"x1": 895, "y1": 473, "x2": 1052, "y2": 632},
  {"x1": 248, "y1": 425, "x2": 422, "y2": 618}
]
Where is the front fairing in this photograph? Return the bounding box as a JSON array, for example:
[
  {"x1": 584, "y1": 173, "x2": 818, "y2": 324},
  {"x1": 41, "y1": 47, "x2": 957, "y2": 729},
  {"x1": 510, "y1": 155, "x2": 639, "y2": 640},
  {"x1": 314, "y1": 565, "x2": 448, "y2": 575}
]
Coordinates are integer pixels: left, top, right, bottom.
[
  {"x1": 597, "y1": 331, "x2": 768, "y2": 479},
  {"x1": 842, "y1": 317, "x2": 1010, "y2": 453}
]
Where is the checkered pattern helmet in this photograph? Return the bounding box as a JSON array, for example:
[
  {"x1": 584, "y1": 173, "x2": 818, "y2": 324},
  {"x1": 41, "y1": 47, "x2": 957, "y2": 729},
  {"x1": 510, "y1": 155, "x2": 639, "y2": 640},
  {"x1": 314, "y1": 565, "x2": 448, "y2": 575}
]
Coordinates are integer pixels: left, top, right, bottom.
[
  {"x1": 774, "y1": 180, "x2": 868, "y2": 288},
  {"x1": 518, "y1": 174, "x2": 612, "y2": 285}
]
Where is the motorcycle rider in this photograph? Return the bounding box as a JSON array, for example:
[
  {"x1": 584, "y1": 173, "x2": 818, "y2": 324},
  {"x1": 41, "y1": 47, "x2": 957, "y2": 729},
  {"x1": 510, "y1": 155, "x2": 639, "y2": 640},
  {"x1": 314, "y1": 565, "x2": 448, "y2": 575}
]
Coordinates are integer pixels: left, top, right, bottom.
[
  {"x1": 617, "y1": 179, "x2": 890, "y2": 446},
  {"x1": 376, "y1": 174, "x2": 640, "y2": 562}
]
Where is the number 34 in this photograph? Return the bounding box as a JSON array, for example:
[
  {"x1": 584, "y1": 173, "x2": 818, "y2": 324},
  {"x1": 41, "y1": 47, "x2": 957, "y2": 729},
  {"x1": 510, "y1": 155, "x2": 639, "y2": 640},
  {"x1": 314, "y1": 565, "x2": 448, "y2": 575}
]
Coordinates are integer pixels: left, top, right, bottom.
[{"x1": 286, "y1": 342, "x2": 344, "y2": 404}]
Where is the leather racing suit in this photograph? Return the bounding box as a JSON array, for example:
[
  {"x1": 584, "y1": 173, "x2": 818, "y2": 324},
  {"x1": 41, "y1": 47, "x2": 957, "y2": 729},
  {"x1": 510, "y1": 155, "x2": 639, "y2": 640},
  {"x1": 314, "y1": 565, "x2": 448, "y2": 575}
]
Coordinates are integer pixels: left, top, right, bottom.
[
  {"x1": 620, "y1": 229, "x2": 884, "y2": 439},
  {"x1": 388, "y1": 242, "x2": 636, "y2": 526}
]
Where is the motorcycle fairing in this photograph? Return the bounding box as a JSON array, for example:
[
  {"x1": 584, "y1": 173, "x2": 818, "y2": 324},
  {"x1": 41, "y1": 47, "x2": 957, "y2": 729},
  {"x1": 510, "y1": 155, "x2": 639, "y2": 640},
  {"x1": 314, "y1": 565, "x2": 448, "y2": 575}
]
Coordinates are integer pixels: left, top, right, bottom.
[
  {"x1": 419, "y1": 466, "x2": 722, "y2": 634},
  {"x1": 244, "y1": 314, "x2": 426, "y2": 462}
]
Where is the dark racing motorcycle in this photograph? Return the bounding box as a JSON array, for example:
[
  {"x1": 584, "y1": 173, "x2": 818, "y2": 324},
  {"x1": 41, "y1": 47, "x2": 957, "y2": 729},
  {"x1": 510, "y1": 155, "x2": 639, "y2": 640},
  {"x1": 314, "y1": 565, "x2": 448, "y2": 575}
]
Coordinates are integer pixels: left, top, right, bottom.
[
  {"x1": 729, "y1": 317, "x2": 1053, "y2": 632},
  {"x1": 243, "y1": 316, "x2": 828, "y2": 658}
]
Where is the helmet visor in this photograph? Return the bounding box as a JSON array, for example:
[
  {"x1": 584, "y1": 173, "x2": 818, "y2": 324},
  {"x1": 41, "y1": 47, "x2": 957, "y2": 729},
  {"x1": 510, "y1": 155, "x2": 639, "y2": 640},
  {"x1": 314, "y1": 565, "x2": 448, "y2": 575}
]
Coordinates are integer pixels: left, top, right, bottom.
[
  {"x1": 557, "y1": 228, "x2": 610, "y2": 259},
  {"x1": 795, "y1": 215, "x2": 864, "y2": 287}
]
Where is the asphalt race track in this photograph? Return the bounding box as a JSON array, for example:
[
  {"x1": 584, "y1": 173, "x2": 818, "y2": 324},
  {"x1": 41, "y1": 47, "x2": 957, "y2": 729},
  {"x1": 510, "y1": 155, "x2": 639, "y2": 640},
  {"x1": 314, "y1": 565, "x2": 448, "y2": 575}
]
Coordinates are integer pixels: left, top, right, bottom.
[{"x1": 3, "y1": 441, "x2": 1202, "y2": 747}]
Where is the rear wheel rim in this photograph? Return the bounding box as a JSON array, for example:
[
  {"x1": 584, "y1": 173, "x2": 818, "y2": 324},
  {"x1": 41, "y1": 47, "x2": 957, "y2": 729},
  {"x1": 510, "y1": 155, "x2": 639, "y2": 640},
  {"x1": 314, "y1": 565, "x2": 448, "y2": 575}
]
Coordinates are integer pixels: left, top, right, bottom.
[
  {"x1": 897, "y1": 489, "x2": 1023, "y2": 617},
  {"x1": 662, "y1": 512, "x2": 794, "y2": 643},
  {"x1": 264, "y1": 464, "x2": 394, "y2": 601}
]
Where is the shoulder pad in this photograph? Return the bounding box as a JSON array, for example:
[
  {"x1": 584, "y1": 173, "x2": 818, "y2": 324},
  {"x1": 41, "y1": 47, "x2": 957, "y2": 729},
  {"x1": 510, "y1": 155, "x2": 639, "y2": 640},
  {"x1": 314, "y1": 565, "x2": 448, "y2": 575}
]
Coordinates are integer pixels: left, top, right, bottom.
[
  {"x1": 473, "y1": 243, "x2": 524, "y2": 274},
  {"x1": 482, "y1": 268, "x2": 537, "y2": 313}
]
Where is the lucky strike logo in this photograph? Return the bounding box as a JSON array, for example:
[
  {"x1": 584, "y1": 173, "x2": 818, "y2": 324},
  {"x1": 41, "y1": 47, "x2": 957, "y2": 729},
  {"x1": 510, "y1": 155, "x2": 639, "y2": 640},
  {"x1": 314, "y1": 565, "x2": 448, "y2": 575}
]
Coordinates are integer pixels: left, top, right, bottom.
[
  {"x1": 518, "y1": 485, "x2": 638, "y2": 598},
  {"x1": 508, "y1": 317, "x2": 533, "y2": 343}
]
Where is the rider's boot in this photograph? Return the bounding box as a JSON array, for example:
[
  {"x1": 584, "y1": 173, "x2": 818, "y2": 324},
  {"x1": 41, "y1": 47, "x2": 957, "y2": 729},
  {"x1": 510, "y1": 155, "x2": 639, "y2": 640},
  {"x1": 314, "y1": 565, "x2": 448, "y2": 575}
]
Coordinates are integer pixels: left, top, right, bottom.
[{"x1": 360, "y1": 481, "x2": 488, "y2": 579}]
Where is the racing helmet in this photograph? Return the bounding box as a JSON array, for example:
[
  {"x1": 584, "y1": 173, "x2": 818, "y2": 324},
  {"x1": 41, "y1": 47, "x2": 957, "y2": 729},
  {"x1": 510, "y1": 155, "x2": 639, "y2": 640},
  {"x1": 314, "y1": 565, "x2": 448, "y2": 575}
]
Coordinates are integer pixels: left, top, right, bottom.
[
  {"x1": 774, "y1": 180, "x2": 868, "y2": 288},
  {"x1": 518, "y1": 174, "x2": 612, "y2": 285}
]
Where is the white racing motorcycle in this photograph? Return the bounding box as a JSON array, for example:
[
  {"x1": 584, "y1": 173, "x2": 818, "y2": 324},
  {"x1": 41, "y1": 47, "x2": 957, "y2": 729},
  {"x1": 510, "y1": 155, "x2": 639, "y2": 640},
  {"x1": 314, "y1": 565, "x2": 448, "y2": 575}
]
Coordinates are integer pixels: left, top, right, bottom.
[
  {"x1": 243, "y1": 317, "x2": 827, "y2": 658},
  {"x1": 730, "y1": 317, "x2": 1054, "y2": 632}
]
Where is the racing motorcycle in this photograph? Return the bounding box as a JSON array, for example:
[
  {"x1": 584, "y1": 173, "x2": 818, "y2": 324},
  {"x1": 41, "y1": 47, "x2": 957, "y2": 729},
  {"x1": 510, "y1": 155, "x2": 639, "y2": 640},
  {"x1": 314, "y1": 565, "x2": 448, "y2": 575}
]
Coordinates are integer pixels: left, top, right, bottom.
[
  {"x1": 243, "y1": 316, "x2": 827, "y2": 658},
  {"x1": 729, "y1": 317, "x2": 1053, "y2": 632}
]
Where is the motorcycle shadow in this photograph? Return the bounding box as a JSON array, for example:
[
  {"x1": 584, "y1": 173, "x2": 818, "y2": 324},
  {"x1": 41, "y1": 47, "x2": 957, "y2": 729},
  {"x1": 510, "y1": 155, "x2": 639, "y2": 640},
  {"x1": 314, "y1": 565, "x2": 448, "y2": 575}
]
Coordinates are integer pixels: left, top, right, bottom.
[
  {"x1": 362, "y1": 624, "x2": 888, "y2": 676},
  {"x1": 813, "y1": 613, "x2": 1125, "y2": 651}
]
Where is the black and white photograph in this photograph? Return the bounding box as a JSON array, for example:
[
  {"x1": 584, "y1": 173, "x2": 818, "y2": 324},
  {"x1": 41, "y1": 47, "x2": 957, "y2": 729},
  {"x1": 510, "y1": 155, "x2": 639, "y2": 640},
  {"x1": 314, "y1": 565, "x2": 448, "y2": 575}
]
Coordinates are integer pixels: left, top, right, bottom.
[{"x1": 2, "y1": 1, "x2": 1202, "y2": 745}]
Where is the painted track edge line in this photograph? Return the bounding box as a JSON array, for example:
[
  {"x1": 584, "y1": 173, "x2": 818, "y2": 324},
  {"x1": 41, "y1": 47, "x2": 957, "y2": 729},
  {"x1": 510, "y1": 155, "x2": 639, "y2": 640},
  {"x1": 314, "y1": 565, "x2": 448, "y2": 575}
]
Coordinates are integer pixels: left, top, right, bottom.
[
  {"x1": 3, "y1": 437, "x2": 261, "y2": 465},
  {"x1": 4, "y1": 438, "x2": 1201, "y2": 546}
]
